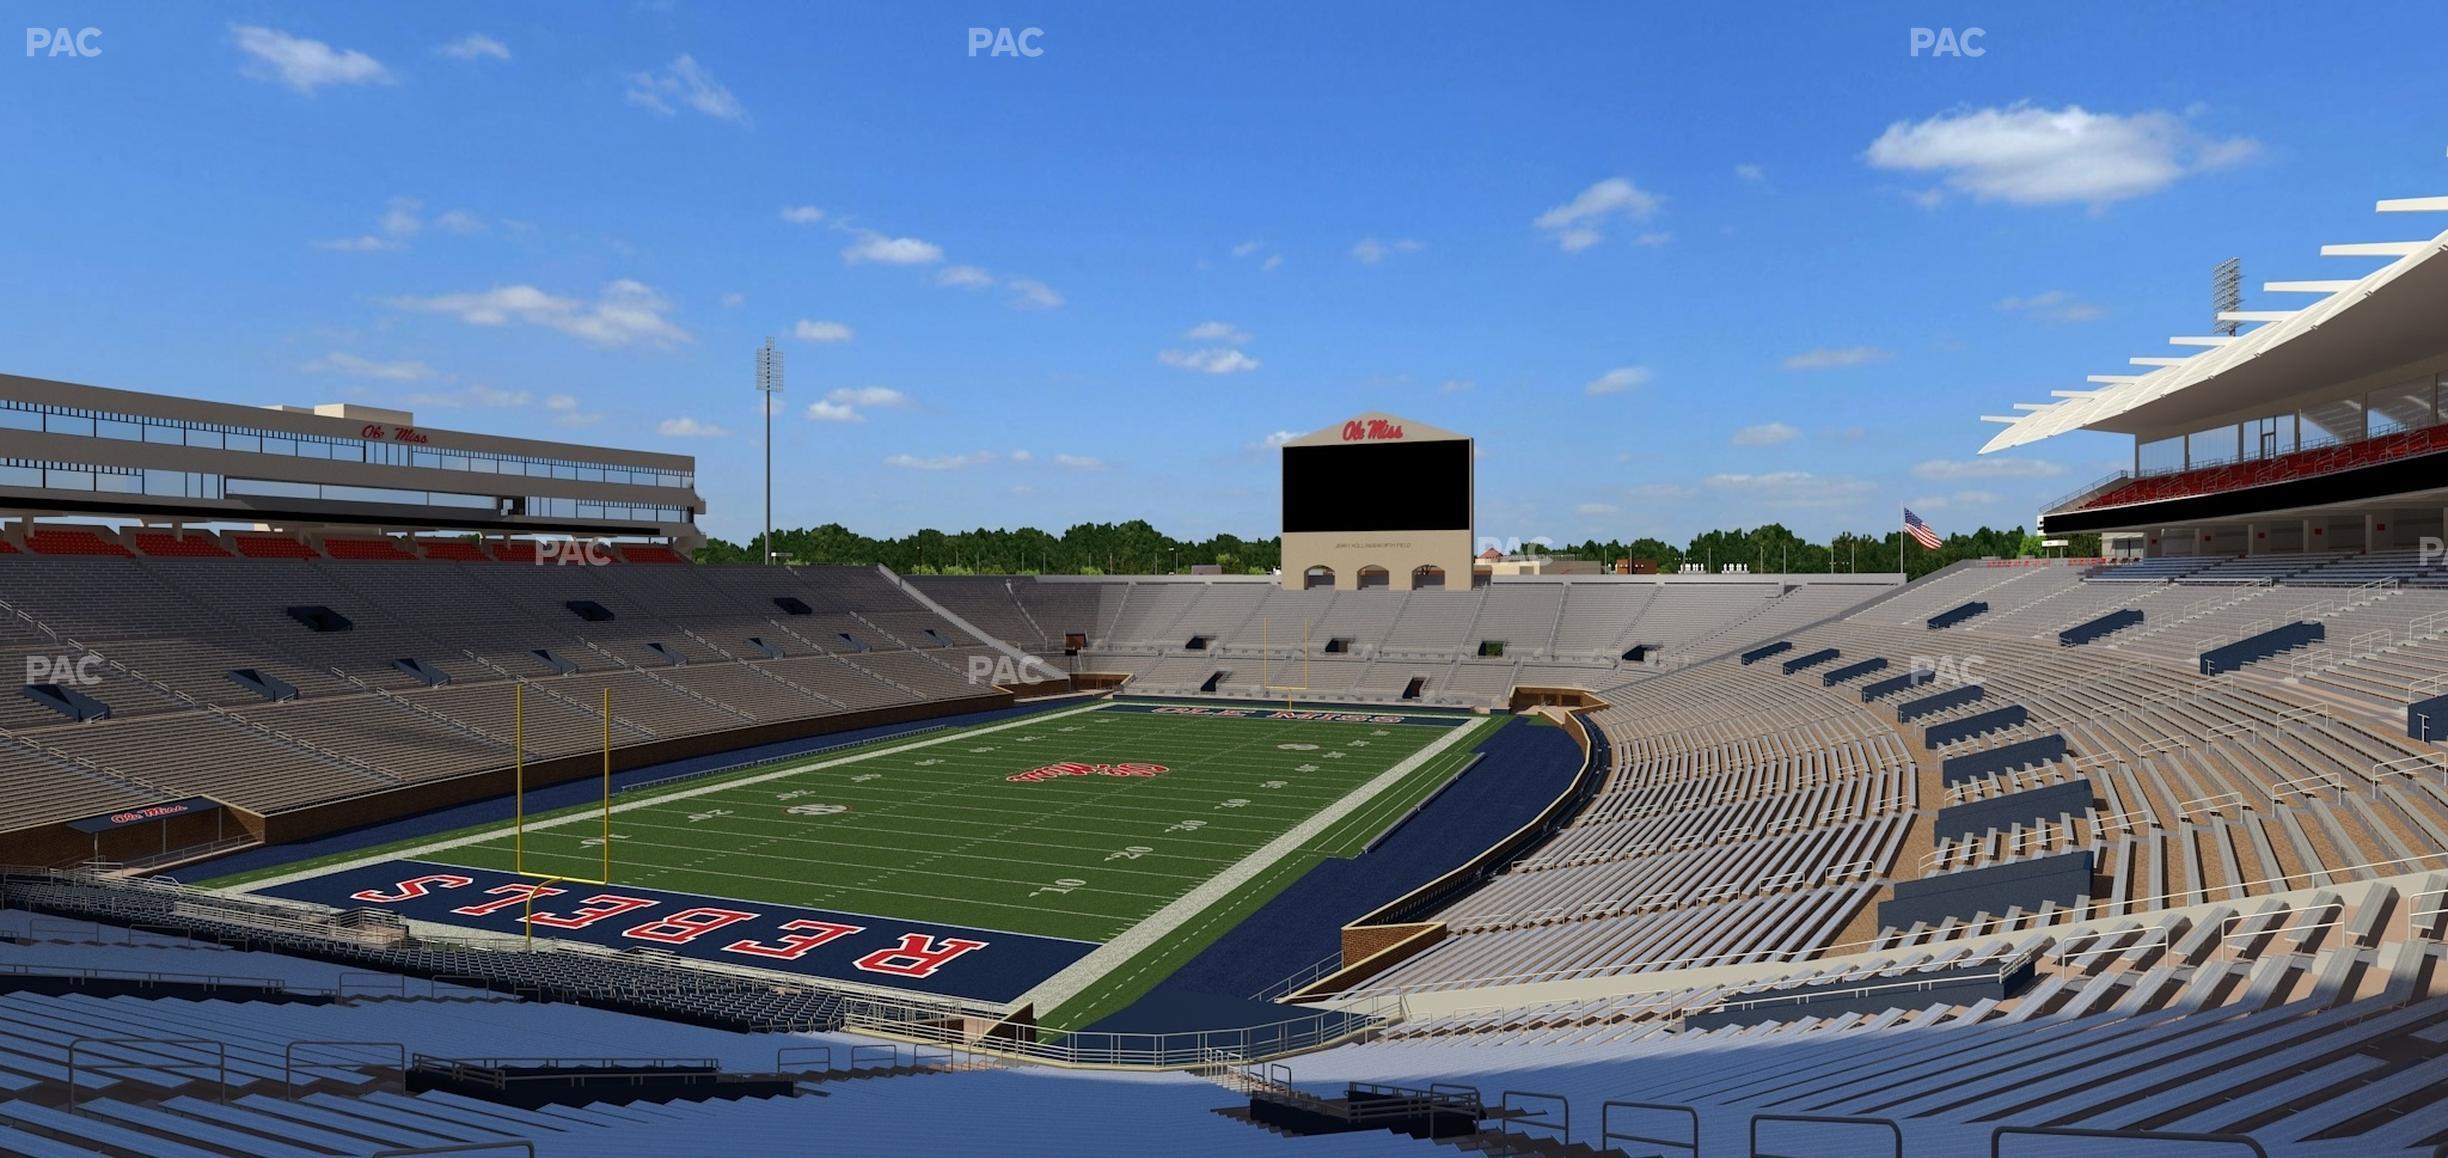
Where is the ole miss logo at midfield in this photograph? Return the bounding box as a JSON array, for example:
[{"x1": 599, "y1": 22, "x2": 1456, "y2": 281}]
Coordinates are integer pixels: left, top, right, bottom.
[
  {"x1": 1007, "y1": 761, "x2": 1167, "y2": 784},
  {"x1": 1342, "y1": 418, "x2": 1405, "y2": 442}
]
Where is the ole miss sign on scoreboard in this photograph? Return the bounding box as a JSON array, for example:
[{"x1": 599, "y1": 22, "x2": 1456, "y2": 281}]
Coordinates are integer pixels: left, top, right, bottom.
[{"x1": 256, "y1": 859, "x2": 1094, "y2": 1002}]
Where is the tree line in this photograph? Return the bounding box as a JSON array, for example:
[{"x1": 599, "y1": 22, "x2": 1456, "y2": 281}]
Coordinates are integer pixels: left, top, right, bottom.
[{"x1": 698, "y1": 521, "x2": 2103, "y2": 581}]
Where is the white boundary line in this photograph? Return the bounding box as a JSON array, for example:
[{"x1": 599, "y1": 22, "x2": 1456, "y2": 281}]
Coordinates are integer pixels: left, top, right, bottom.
[
  {"x1": 227, "y1": 701, "x2": 1113, "y2": 895},
  {"x1": 1014, "y1": 714, "x2": 1494, "y2": 1014}
]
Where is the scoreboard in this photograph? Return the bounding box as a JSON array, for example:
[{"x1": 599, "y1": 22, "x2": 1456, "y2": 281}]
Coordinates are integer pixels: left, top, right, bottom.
[{"x1": 1277, "y1": 413, "x2": 1474, "y2": 591}]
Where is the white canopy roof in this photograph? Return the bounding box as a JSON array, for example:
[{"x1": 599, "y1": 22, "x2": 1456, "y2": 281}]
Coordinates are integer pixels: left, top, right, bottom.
[{"x1": 1980, "y1": 196, "x2": 2448, "y2": 454}]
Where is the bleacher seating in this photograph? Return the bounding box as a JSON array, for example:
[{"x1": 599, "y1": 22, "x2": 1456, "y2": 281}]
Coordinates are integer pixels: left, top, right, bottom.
[
  {"x1": 24, "y1": 527, "x2": 131, "y2": 557},
  {"x1": 130, "y1": 531, "x2": 233, "y2": 558}
]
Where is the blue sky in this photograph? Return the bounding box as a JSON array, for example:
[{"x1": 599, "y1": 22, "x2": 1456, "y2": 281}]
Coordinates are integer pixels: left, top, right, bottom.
[{"x1": 6, "y1": 3, "x2": 2448, "y2": 548}]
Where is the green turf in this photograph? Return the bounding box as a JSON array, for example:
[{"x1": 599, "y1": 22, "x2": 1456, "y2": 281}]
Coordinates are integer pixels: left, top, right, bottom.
[
  {"x1": 1034, "y1": 716, "x2": 1499, "y2": 1031},
  {"x1": 217, "y1": 703, "x2": 1476, "y2": 946}
]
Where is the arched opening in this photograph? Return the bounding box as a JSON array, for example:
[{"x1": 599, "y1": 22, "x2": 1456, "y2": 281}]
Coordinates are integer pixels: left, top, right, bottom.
[
  {"x1": 1410, "y1": 564, "x2": 1447, "y2": 589},
  {"x1": 1303, "y1": 565, "x2": 1336, "y2": 589},
  {"x1": 1356, "y1": 565, "x2": 1391, "y2": 590}
]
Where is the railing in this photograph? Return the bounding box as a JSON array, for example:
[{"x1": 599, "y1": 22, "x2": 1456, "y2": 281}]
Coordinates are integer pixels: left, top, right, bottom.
[
  {"x1": 1603, "y1": 1100, "x2": 1699, "y2": 1156},
  {"x1": 1749, "y1": 1113, "x2": 1902, "y2": 1158},
  {"x1": 1496, "y1": 1089, "x2": 1570, "y2": 1145}
]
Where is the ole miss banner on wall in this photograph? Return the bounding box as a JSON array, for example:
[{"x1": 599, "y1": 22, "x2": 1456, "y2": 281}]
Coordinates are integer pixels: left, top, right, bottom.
[{"x1": 256, "y1": 859, "x2": 1095, "y2": 1002}]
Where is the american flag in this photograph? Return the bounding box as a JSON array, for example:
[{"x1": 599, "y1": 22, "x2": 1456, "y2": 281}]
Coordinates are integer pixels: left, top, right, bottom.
[{"x1": 1903, "y1": 508, "x2": 1942, "y2": 551}]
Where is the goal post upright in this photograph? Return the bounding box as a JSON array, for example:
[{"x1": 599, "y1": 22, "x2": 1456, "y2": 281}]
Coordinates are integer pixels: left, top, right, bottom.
[{"x1": 510, "y1": 682, "x2": 614, "y2": 905}]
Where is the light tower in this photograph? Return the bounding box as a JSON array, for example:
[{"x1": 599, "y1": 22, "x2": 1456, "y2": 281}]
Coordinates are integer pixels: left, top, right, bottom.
[
  {"x1": 756, "y1": 337, "x2": 784, "y2": 564},
  {"x1": 2212, "y1": 257, "x2": 2243, "y2": 338}
]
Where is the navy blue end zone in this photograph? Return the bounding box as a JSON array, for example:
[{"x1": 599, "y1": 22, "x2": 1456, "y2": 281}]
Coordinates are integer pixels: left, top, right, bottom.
[{"x1": 251, "y1": 859, "x2": 1094, "y2": 1004}]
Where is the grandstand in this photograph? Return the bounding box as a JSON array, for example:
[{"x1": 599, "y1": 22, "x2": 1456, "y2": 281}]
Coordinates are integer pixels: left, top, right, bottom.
[{"x1": 11, "y1": 172, "x2": 2448, "y2": 1158}]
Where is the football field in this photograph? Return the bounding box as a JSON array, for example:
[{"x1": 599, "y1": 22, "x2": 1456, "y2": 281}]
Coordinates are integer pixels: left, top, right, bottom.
[{"x1": 214, "y1": 700, "x2": 1494, "y2": 1019}]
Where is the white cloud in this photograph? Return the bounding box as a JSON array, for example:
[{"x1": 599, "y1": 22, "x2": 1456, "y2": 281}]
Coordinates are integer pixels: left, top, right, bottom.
[
  {"x1": 1732, "y1": 421, "x2": 1802, "y2": 446},
  {"x1": 657, "y1": 416, "x2": 728, "y2": 437},
  {"x1": 1909, "y1": 490, "x2": 2004, "y2": 511},
  {"x1": 545, "y1": 394, "x2": 580, "y2": 412},
  {"x1": 544, "y1": 394, "x2": 603, "y2": 427},
  {"x1": 1350, "y1": 237, "x2": 1423, "y2": 264},
  {"x1": 1262, "y1": 430, "x2": 1301, "y2": 449},
  {"x1": 1704, "y1": 470, "x2": 1877, "y2": 508},
  {"x1": 841, "y1": 232, "x2": 944, "y2": 265},
  {"x1": 624, "y1": 54, "x2": 746, "y2": 123},
  {"x1": 380, "y1": 196, "x2": 423, "y2": 238},
  {"x1": 1535, "y1": 177, "x2": 1662, "y2": 252},
  {"x1": 434, "y1": 209, "x2": 484, "y2": 234},
  {"x1": 313, "y1": 235, "x2": 401, "y2": 253},
  {"x1": 885, "y1": 451, "x2": 998, "y2": 471},
  {"x1": 1912, "y1": 457, "x2": 2066, "y2": 480},
  {"x1": 806, "y1": 400, "x2": 862, "y2": 423},
  {"x1": 778, "y1": 205, "x2": 826, "y2": 224},
  {"x1": 1783, "y1": 346, "x2": 1895, "y2": 370},
  {"x1": 1584, "y1": 366, "x2": 1651, "y2": 396},
  {"x1": 439, "y1": 34, "x2": 509, "y2": 62},
  {"x1": 1184, "y1": 321, "x2": 1251, "y2": 344},
  {"x1": 935, "y1": 265, "x2": 993, "y2": 288},
  {"x1": 388, "y1": 279, "x2": 691, "y2": 348},
  {"x1": 1261, "y1": 254, "x2": 1283, "y2": 271},
  {"x1": 1006, "y1": 278, "x2": 1064, "y2": 310},
  {"x1": 1053, "y1": 453, "x2": 1104, "y2": 470},
  {"x1": 1439, "y1": 379, "x2": 1474, "y2": 394},
  {"x1": 1627, "y1": 482, "x2": 1700, "y2": 500},
  {"x1": 1865, "y1": 103, "x2": 2258, "y2": 209},
  {"x1": 719, "y1": 292, "x2": 745, "y2": 308},
  {"x1": 1009, "y1": 450, "x2": 1033, "y2": 463},
  {"x1": 1574, "y1": 502, "x2": 1619, "y2": 516},
  {"x1": 827, "y1": 386, "x2": 908, "y2": 408},
  {"x1": 792, "y1": 319, "x2": 854, "y2": 343},
  {"x1": 303, "y1": 352, "x2": 433, "y2": 382},
  {"x1": 1997, "y1": 290, "x2": 2106, "y2": 322},
  {"x1": 465, "y1": 384, "x2": 531, "y2": 408},
  {"x1": 1159, "y1": 348, "x2": 1260, "y2": 374},
  {"x1": 231, "y1": 25, "x2": 391, "y2": 93},
  {"x1": 1231, "y1": 240, "x2": 1262, "y2": 258},
  {"x1": 1735, "y1": 163, "x2": 1766, "y2": 182}
]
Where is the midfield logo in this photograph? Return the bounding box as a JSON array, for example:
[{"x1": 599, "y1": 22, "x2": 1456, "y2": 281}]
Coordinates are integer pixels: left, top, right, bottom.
[{"x1": 1006, "y1": 761, "x2": 1168, "y2": 784}]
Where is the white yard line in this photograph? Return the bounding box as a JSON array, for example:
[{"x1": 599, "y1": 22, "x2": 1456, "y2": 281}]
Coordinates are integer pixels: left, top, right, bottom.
[
  {"x1": 1014, "y1": 716, "x2": 1490, "y2": 1014},
  {"x1": 229, "y1": 702, "x2": 1112, "y2": 895}
]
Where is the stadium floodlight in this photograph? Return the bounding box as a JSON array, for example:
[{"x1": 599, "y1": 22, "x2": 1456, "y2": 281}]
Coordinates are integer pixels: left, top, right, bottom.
[
  {"x1": 2212, "y1": 258, "x2": 2243, "y2": 337},
  {"x1": 756, "y1": 337, "x2": 785, "y2": 565}
]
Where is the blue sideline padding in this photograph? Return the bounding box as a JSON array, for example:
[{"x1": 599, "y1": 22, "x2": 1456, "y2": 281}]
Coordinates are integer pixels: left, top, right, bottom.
[
  {"x1": 1781, "y1": 648, "x2": 1840, "y2": 674},
  {"x1": 1937, "y1": 779, "x2": 2095, "y2": 843},
  {"x1": 1941, "y1": 734, "x2": 2068, "y2": 786},
  {"x1": 2200, "y1": 621, "x2": 2323, "y2": 675},
  {"x1": 2412, "y1": 693, "x2": 2448, "y2": 742},
  {"x1": 2060, "y1": 608, "x2": 2143, "y2": 647},
  {"x1": 1897, "y1": 683, "x2": 1983, "y2": 722},
  {"x1": 1928, "y1": 601, "x2": 1989, "y2": 630},
  {"x1": 1741, "y1": 640, "x2": 1794, "y2": 665},
  {"x1": 1860, "y1": 669, "x2": 1935, "y2": 702},
  {"x1": 1878, "y1": 850, "x2": 2094, "y2": 932},
  {"x1": 1925, "y1": 704, "x2": 2029, "y2": 748},
  {"x1": 1822, "y1": 657, "x2": 1889, "y2": 686}
]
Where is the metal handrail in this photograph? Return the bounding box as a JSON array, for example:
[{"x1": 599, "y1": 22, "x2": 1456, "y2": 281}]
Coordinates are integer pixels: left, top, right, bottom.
[
  {"x1": 849, "y1": 1043, "x2": 899, "y2": 1070},
  {"x1": 1603, "y1": 1100, "x2": 1699, "y2": 1156},
  {"x1": 1992, "y1": 1125, "x2": 2267, "y2": 1156},
  {"x1": 775, "y1": 1045, "x2": 832, "y2": 1073},
  {"x1": 1750, "y1": 1112, "x2": 1902, "y2": 1158},
  {"x1": 1497, "y1": 1089, "x2": 1569, "y2": 1144}
]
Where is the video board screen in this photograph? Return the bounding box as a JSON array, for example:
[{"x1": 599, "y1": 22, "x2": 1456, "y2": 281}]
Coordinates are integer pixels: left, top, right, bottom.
[{"x1": 1282, "y1": 440, "x2": 1471, "y2": 534}]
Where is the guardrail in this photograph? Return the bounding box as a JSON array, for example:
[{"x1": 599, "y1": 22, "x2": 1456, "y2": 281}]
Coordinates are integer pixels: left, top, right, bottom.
[
  {"x1": 1750, "y1": 1112, "x2": 1901, "y2": 1158},
  {"x1": 1603, "y1": 1100, "x2": 1699, "y2": 1156},
  {"x1": 1991, "y1": 1125, "x2": 2267, "y2": 1156}
]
